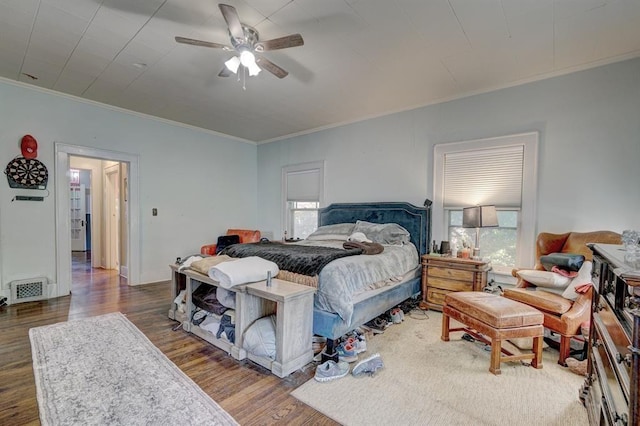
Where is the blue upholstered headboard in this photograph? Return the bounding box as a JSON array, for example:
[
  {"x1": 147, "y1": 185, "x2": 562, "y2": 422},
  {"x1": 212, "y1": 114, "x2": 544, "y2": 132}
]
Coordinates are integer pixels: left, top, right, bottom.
[{"x1": 318, "y1": 202, "x2": 431, "y2": 257}]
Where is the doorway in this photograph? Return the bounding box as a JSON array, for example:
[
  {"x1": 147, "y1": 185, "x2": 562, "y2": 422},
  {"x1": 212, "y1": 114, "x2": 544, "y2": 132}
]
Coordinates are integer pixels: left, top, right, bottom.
[
  {"x1": 68, "y1": 158, "x2": 127, "y2": 290},
  {"x1": 55, "y1": 143, "x2": 140, "y2": 299}
]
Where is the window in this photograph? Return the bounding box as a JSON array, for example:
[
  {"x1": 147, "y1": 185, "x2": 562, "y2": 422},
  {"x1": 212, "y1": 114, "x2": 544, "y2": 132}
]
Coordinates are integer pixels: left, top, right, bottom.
[
  {"x1": 448, "y1": 209, "x2": 518, "y2": 268},
  {"x1": 287, "y1": 201, "x2": 320, "y2": 239},
  {"x1": 282, "y1": 161, "x2": 324, "y2": 239},
  {"x1": 433, "y1": 133, "x2": 538, "y2": 271}
]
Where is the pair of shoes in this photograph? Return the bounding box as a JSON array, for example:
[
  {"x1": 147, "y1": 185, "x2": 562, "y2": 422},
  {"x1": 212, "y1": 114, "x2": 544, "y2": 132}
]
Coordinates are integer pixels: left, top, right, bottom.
[
  {"x1": 365, "y1": 317, "x2": 388, "y2": 333},
  {"x1": 336, "y1": 341, "x2": 358, "y2": 363},
  {"x1": 314, "y1": 360, "x2": 350, "y2": 382},
  {"x1": 352, "y1": 353, "x2": 384, "y2": 377},
  {"x1": 390, "y1": 308, "x2": 404, "y2": 324},
  {"x1": 461, "y1": 333, "x2": 475, "y2": 342},
  {"x1": 344, "y1": 334, "x2": 367, "y2": 354}
]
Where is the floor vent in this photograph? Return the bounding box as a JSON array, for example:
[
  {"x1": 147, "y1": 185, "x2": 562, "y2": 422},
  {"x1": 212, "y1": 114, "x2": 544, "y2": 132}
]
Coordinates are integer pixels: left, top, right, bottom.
[{"x1": 11, "y1": 277, "x2": 48, "y2": 303}]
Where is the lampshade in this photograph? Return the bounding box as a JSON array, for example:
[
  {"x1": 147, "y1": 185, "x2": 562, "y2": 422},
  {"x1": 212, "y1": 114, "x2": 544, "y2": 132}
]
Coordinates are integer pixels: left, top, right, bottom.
[
  {"x1": 224, "y1": 56, "x2": 240, "y2": 74},
  {"x1": 462, "y1": 205, "x2": 499, "y2": 228},
  {"x1": 240, "y1": 51, "x2": 261, "y2": 76}
]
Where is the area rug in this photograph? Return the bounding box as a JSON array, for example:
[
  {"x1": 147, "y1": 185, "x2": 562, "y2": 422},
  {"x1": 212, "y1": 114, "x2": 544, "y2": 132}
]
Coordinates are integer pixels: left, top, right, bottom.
[
  {"x1": 292, "y1": 311, "x2": 588, "y2": 426},
  {"x1": 29, "y1": 312, "x2": 237, "y2": 426}
]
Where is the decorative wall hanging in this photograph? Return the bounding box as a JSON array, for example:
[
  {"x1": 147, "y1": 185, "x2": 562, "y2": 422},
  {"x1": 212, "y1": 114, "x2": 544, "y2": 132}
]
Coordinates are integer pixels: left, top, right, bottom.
[{"x1": 4, "y1": 134, "x2": 49, "y2": 190}]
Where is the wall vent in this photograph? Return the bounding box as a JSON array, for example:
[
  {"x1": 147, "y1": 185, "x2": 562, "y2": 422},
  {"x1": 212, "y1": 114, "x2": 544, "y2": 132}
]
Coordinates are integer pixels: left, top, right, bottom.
[{"x1": 11, "y1": 277, "x2": 48, "y2": 303}]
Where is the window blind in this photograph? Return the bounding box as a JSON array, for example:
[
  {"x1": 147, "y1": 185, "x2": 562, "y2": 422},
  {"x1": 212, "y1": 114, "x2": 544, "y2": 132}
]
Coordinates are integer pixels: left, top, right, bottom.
[
  {"x1": 443, "y1": 145, "x2": 524, "y2": 208},
  {"x1": 286, "y1": 169, "x2": 321, "y2": 201}
]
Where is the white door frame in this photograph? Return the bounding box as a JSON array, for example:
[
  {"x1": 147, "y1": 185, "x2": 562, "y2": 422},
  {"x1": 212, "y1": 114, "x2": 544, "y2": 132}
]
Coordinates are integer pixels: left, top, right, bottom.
[{"x1": 55, "y1": 143, "x2": 140, "y2": 297}]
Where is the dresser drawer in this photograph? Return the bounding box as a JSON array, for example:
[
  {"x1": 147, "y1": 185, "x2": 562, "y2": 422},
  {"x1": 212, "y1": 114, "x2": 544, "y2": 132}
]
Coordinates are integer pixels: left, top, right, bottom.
[
  {"x1": 591, "y1": 337, "x2": 629, "y2": 425},
  {"x1": 429, "y1": 266, "x2": 475, "y2": 282},
  {"x1": 594, "y1": 298, "x2": 632, "y2": 395}
]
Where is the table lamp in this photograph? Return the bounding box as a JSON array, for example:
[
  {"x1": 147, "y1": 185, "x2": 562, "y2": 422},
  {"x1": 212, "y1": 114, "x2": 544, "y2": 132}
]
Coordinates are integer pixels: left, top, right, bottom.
[{"x1": 462, "y1": 205, "x2": 498, "y2": 259}]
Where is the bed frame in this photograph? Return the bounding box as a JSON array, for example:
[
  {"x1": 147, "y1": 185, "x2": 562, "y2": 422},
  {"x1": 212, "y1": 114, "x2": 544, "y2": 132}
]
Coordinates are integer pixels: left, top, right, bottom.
[{"x1": 312, "y1": 202, "x2": 431, "y2": 341}]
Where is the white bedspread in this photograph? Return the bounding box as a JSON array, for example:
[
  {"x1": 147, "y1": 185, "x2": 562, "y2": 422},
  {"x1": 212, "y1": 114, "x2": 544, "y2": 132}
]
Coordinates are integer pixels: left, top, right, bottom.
[{"x1": 292, "y1": 240, "x2": 419, "y2": 324}]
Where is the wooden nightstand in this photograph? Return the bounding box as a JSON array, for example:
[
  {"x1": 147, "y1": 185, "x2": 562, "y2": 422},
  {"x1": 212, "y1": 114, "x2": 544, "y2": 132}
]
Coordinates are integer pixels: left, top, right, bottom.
[{"x1": 419, "y1": 255, "x2": 491, "y2": 311}]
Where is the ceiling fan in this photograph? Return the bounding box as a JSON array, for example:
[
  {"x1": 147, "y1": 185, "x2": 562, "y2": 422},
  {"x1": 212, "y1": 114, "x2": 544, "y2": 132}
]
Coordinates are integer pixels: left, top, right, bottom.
[{"x1": 175, "y1": 3, "x2": 304, "y2": 79}]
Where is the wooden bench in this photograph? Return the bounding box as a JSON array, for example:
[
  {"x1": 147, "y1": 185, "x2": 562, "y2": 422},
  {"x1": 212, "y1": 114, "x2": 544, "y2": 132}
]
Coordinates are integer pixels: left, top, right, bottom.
[{"x1": 441, "y1": 292, "x2": 544, "y2": 375}]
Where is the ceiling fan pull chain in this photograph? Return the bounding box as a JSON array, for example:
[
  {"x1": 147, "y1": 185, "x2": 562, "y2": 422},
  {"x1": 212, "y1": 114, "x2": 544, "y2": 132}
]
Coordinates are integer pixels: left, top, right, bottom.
[{"x1": 242, "y1": 66, "x2": 247, "y2": 90}]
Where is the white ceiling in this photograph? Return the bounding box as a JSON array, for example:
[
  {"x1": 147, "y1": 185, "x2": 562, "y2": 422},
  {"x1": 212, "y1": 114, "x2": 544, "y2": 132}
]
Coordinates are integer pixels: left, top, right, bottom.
[{"x1": 1, "y1": 0, "x2": 639, "y2": 143}]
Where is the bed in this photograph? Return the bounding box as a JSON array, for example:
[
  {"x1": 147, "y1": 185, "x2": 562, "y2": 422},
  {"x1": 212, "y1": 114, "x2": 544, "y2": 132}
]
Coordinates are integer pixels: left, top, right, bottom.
[
  {"x1": 220, "y1": 201, "x2": 431, "y2": 341},
  {"x1": 310, "y1": 201, "x2": 430, "y2": 340}
]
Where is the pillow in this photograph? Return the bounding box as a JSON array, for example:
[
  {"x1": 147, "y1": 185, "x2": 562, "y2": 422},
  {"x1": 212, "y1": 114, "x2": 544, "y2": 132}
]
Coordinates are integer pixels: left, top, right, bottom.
[
  {"x1": 306, "y1": 223, "x2": 355, "y2": 241},
  {"x1": 561, "y1": 261, "x2": 593, "y2": 301},
  {"x1": 346, "y1": 232, "x2": 372, "y2": 243},
  {"x1": 352, "y1": 220, "x2": 411, "y2": 245},
  {"x1": 516, "y1": 270, "x2": 572, "y2": 288},
  {"x1": 242, "y1": 315, "x2": 277, "y2": 360},
  {"x1": 540, "y1": 253, "x2": 585, "y2": 272},
  {"x1": 215, "y1": 234, "x2": 240, "y2": 254}
]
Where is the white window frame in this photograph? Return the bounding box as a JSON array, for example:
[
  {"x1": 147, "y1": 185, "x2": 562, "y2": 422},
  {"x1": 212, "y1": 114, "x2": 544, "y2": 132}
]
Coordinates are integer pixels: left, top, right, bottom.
[
  {"x1": 433, "y1": 132, "x2": 538, "y2": 268},
  {"x1": 281, "y1": 161, "x2": 325, "y2": 239}
]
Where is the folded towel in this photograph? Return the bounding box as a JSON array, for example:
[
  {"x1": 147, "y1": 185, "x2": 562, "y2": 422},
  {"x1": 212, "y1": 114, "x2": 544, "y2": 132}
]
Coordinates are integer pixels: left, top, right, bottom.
[
  {"x1": 208, "y1": 256, "x2": 279, "y2": 288},
  {"x1": 190, "y1": 255, "x2": 237, "y2": 275},
  {"x1": 343, "y1": 241, "x2": 384, "y2": 255}
]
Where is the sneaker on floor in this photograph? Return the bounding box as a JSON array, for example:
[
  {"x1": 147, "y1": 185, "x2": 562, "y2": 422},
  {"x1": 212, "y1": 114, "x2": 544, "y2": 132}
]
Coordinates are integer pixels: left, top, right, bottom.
[
  {"x1": 344, "y1": 335, "x2": 367, "y2": 354},
  {"x1": 314, "y1": 360, "x2": 350, "y2": 382},
  {"x1": 390, "y1": 308, "x2": 404, "y2": 324},
  {"x1": 354, "y1": 335, "x2": 367, "y2": 354},
  {"x1": 336, "y1": 342, "x2": 358, "y2": 363},
  {"x1": 352, "y1": 353, "x2": 384, "y2": 377}
]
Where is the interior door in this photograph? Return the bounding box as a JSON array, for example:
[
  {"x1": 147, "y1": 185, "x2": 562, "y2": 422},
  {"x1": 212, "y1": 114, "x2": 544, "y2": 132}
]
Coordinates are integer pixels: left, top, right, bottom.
[
  {"x1": 70, "y1": 183, "x2": 86, "y2": 251},
  {"x1": 105, "y1": 167, "x2": 119, "y2": 270}
]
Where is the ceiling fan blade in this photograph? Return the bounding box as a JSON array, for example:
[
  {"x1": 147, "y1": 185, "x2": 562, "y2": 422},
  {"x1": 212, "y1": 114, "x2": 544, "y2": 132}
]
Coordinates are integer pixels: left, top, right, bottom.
[
  {"x1": 256, "y1": 57, "x2": 288, "y2": 79},
  {"x1": 255, "y1": 34, "x2": 304, "y2": 52},
  {"x1": 219, "y1": 4, "x2": 245, "y2": 41},
  {"x1": 175, "y1": 36, "x2": 229, "y2": 50},
  {"x1": 218, "y1": 67, "x2": 232, "y2": 77}
]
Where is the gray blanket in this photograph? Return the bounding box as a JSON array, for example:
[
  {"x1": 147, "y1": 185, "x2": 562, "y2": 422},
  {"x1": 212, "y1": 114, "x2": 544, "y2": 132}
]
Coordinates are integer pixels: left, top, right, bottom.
[{"x1": 219, "y1": 241, "x2": 363, "y2": 276}]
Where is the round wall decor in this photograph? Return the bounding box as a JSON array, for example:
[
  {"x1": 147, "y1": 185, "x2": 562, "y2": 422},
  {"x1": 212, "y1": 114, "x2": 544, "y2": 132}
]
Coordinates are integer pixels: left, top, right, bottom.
[{"x1": 5, "y1": 156, "x2": 49, "y2": 189}]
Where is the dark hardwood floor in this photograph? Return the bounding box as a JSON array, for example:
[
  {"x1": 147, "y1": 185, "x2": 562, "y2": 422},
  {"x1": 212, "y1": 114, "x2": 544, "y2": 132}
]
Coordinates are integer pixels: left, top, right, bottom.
[{"x1": 0, "y1": 253, "x2": 337, "y2": 425}]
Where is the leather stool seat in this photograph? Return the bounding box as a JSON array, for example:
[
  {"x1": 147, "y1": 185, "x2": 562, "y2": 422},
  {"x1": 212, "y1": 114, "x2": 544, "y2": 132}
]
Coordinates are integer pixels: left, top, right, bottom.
[
  {"x1": 445, "y1": 292, "x2": 543, "y2": 328},
  {"x1": 441, "y1": 292, "x2": 544, "y2": 375}
]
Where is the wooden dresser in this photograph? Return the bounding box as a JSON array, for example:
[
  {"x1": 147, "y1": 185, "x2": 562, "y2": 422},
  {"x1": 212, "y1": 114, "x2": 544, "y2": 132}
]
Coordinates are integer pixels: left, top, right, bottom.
[
  {"x1": 419, "y1": 255, "x2": 491, "y2": 311},
  {"x1": 581, "y1": 244, "x2": 640, "y2": 425}
]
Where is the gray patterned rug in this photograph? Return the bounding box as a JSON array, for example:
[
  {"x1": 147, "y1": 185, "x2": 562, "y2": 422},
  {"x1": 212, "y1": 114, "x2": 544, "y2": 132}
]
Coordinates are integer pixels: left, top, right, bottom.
[{"x1": 29, "y1": 312, "x2": 237, "y2": 426}]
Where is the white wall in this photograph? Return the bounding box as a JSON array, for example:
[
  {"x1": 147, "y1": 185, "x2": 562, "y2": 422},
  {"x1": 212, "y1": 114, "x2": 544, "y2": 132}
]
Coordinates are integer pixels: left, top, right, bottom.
[
  {"x1": 0, "y1": 80, "x2": 258, "y2": 299},
  {"x1": 257, "y1": 58, "x2": 640, "y2": 261}
]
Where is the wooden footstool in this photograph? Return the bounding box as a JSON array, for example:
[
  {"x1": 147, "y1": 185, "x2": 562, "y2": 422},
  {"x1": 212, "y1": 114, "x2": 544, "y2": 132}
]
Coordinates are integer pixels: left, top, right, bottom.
[{"x1": 441, "y1": 292, "x2": 544, "y2": 375}]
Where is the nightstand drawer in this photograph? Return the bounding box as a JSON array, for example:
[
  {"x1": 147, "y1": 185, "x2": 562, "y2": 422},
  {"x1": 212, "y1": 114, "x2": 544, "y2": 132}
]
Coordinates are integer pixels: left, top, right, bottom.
[
  {"x1": 427, "y1": 288, "x2": 448, "y2": 306},
  {"x1": 429, "y1": 266, "x2": 475, "y2": 282},
  {"x1": 428, "y1": 277, "x2": 474, "y2": 292}
]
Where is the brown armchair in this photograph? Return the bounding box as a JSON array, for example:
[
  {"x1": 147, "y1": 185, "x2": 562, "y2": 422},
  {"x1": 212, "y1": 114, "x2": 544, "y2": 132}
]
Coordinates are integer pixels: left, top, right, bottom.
[
  {"x1": 200, "y1": 229, "x2": 261, "y2": 256},
  {"x1": 503, "y1": 230, "x2": 621, "y2": 365}
]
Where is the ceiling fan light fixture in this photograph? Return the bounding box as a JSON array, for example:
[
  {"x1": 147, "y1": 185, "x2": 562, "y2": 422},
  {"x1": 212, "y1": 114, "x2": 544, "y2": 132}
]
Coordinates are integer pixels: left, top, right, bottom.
[
  {"x1": 240, "y1": 50, "x2": 255, "y2": 67},
  {"x1": 224, "y1": 56, "x2": 240, "y2": 74},
  {"x1": 239, "y1": 50, "x2": 261, "y2": 76},
  {"x1": 247, "y1": 61, "x2": 261, "y2": 76}
]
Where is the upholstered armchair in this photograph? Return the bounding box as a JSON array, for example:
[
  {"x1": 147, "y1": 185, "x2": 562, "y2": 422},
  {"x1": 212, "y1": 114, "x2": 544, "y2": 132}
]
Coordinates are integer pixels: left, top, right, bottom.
[
  {"x1": 503, "y1": 230, "x2": 621, "y2": 365},
  {"x1": 200, "y1": 229, "x2": 261, "y2": 256}
]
